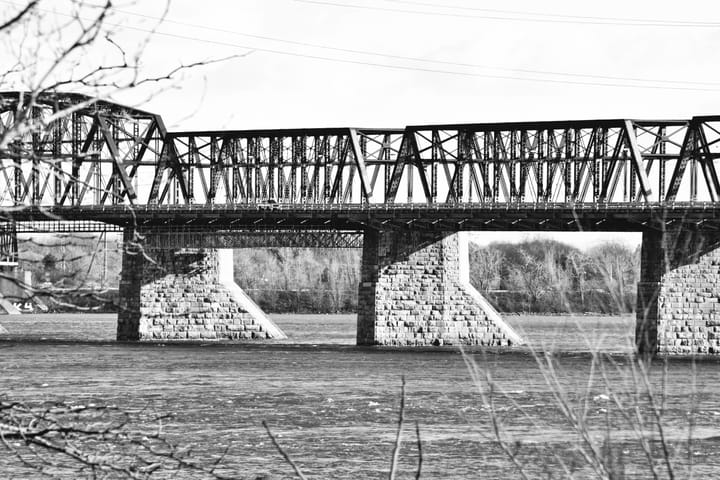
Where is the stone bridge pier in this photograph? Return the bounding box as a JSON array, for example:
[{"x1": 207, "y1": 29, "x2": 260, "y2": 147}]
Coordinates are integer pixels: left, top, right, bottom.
[
  {"x1": 117, "y1": 229, "x2": 285, "y2": 341},
  {"x1": 637, "y1": 229, "x2": 720, "y2": 355},
  {"x1": 357, "y1": 229, "x2": 523, "y2": 347}
]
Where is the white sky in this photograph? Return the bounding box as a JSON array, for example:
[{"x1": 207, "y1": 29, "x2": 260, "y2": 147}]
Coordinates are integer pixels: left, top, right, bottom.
[
  {"x1": 7, "y1": 0, "x2": 720, "y2": 249},
  {"x1": 105, "y1": 0, "x2": 720, "y2": 131}
]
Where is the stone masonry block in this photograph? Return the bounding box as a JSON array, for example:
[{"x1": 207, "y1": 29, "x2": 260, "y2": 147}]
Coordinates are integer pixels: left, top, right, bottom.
[
  {"x1": 638, "y1": 230, "x2": 720, "y2": 355},
  {"x1": 357, "y1": 230, "x2": 522, "y2": 347},
  {"x1": 117, "y1": 233, "x2": 285, "y2": 341}
]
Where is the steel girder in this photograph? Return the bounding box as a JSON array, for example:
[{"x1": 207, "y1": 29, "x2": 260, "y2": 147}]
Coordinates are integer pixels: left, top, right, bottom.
[
  {"x1": 135, "y1": 229, "x2": 363, "y2": 249},
  {"x1": 2, "y1": 92, "x2": 720, "y2": 213},
  {"x1": 12, "y1": 220, "x2": 123, "y2": 233}
]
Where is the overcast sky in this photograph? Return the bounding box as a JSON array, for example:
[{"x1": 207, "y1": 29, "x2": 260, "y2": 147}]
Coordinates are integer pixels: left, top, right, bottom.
[
  {"x1": 8, "y1": 0, "x2": 720, "y2": 249},
  {"x1": 106, "y1": 0, "x2": 720, "y2": 132}
]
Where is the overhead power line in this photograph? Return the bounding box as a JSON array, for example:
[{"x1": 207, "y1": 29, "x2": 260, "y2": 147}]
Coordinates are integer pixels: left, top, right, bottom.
[
  {"x1": 2, "y1": 0, "x2": 719, "y2": 92},
  {"x1": 384, "y1": 0, "x2": 720, "y2": 27},
  {"x1": 114, "y1": 27, "x2": 720, "y2": 91},
  {"x1": 97, "y1": 7, "x2": 720, "y2": 88},
  {"x1": 294, "y1": 0, "x2": 720, "y2": 27}
]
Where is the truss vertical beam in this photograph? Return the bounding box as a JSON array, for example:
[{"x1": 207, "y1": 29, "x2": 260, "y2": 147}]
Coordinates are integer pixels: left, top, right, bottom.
[
  {"x1": 624, "y1": 120, "x2": 652, "y2": 201},
  {"x1": 349, "y1": 129, "x2": 372, "y2": 203},
  {"x1": 97, "y1": 115, "x2": 137, "y2": 202},
  {"x1": 666, "y1": 122, "x2": 696, "y2": 203}
]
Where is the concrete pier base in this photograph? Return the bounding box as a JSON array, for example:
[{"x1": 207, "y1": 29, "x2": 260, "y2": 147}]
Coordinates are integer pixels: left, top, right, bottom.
[
  {"x1": 357, "y1": 230, "x2": 522, "y2": 347},
  {"x1": 117, "y1": 239, "x2": 285, "y2": 341},
  {"x1": 637, "y1": 229, "x2": 720, "y2": 355}
]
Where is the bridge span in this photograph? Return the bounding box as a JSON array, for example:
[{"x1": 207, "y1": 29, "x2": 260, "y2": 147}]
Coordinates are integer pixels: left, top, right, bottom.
[{"x1": 2, "y1": 92, "x2": 720, "y2": 354}]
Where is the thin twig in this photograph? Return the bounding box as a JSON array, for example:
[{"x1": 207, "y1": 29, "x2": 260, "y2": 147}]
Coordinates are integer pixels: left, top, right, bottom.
[
  {"x1": 261, "y1": 420, "x2": 307, "y2": 480},
  {"x1": 687, "y1": 357, "x2": 697, "y2": 480},
  {"x1": 637, "y1": 356, "x2": 675, "y2": 479},
  {"x1": 461, "y1": 349, "x2": 532, "y2": 480},
  {"x1": 0, "y1": 0, "x2": 38, "y2": 31},
  {"x1": 598, "y1": 353, "x2": 660, "y2": 479},
  {"x1": 389, "y1": 375, "x2": 406, "y2": 480},
  {"x1": 414, "y1": 420, "x2": 422, "y2": 480}
]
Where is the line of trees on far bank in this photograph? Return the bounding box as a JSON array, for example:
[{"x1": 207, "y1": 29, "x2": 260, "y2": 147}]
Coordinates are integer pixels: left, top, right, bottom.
[
  {"x1": 233, "y1": 239, "x2": 640, "y2": 314},
  {"x1": 15, "y1": 235, "x2": 640, "y2": 315},
  {"x1": 470, "y1": 239, "x2": 639, "y2": 314},
  {"x1": 233, "y1": 248, "x2": 360, "y2": 313}
]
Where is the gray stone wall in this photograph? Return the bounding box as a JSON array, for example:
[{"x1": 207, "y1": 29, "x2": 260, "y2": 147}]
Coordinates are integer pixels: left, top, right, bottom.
[
  {"x1": 357, "y1": 230, "x2": 522, "y2": 347},
  {"x1": 117, "y1": 237, "x2": 284, "y2": 341},
  {"x1": 637, "y1": 230, "x2": 720, "y2": 355}
]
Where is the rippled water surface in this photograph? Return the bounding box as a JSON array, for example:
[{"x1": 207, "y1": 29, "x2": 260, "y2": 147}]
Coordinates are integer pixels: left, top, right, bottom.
[{"x1": 2, "y1": 314, "x2": 720, "y2": 478}]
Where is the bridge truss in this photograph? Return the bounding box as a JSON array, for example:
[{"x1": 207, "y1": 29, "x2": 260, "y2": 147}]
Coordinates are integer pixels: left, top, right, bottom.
[
  {"x1": 1, "y1": 92, "x2": 720, "y2": 233},
  {"x1": 394, "y1": 118, "x2": 720, "y2": 205}
]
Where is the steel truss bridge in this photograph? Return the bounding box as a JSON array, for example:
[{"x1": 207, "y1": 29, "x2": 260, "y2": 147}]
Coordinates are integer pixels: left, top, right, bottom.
[{"x1": 2, "y1": 91, "x2": 720, "y2": 241}]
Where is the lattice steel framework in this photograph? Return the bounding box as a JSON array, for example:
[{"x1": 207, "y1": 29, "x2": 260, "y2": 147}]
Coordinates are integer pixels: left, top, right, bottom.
[
  {"x1": 13, "y1": 220, "x2": 123, "y2": 233},
  {"x1": 137, "y1": 229, "x2": 363, "y2": 249},
  {"x1": 0, "y1": 92, "x2": 406, "y2": 207},
  {"x1": 2, "y1": 92, "x2": 720, "y2": 212},
  {"x1": 163, "y1": 128, "x2": 403, "y2": 205},
  {"x1": 0, "y1": 91, "x2": 167, "y2": 207},
  {"x1": 388, "y1": 118, "x2": 720, "y2": 205}
]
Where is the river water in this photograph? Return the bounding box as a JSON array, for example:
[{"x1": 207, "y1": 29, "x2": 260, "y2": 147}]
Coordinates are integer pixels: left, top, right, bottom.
[{"x1": 2, "y1": 314, "x2": 720, "y2": 478}]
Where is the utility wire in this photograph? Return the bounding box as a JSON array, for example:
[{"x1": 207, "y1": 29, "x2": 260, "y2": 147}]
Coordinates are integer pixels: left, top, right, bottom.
[
  {"x1": 93, "y1": 6, "x2": 720, "y2": 88},
  {"x1": 294, "y1": 0, "x2": 720, "y2": 27},
  {"x1": 3, "y1": 0, "x2": 719, "y2": 92},
  {"x1": 384, "y1": 0, "x2": 720, "y2": 27},
  {"x1": 114, "y1": 27, "x2": 720, "y2": 92}
]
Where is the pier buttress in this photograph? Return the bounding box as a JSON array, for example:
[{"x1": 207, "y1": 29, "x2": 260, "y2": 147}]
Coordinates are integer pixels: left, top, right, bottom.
[
  {"x1": 637, "y1": 229, "x2": 720, "y2": 355},
  {"x1": 357, "y1": 230, "x2": 523, "y2": 347},
  {"x1": 117, "y1": 230, "x2": 285, "y2": 341}
]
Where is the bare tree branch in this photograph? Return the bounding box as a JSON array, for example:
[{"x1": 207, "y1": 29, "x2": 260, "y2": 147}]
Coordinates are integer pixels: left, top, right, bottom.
[
  {"x1": 0, "y1": 0, "x2": 37, "y2": 32},
  {"x1": 262, "y1": 420, "x2": 308, "y2": 480},
  {"x1": 414, "y1": 420, "x2": 422, "y2": 480},
  {"x1": 389, "y1": 375, "x2": 406, "y2": 480}
]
